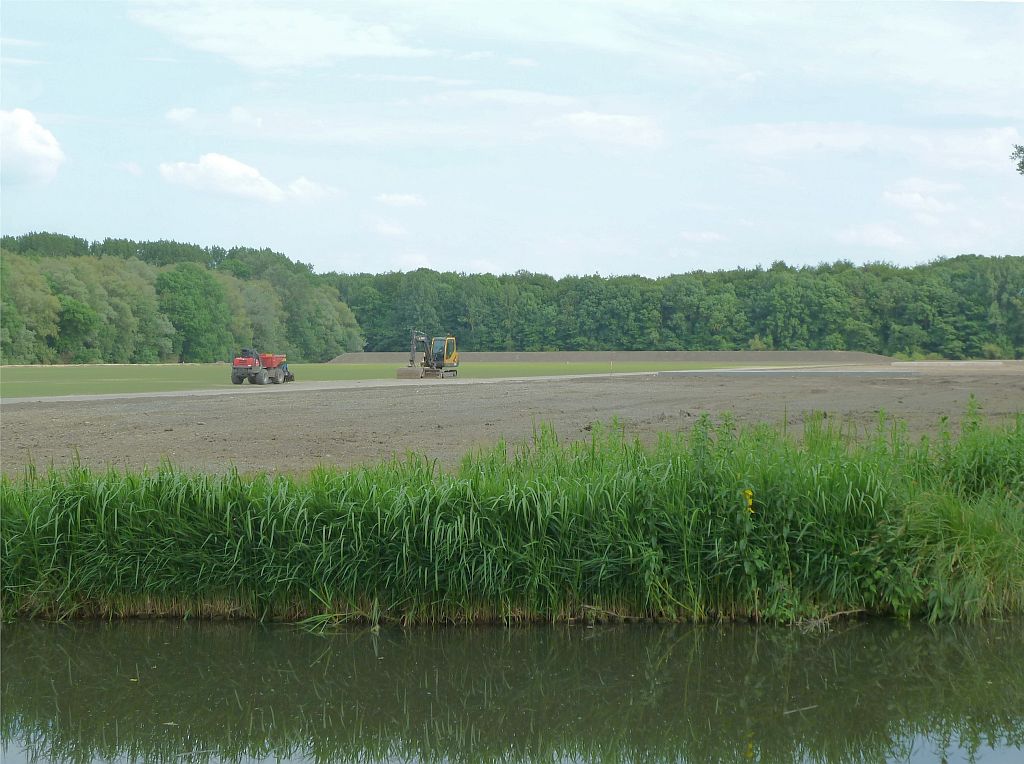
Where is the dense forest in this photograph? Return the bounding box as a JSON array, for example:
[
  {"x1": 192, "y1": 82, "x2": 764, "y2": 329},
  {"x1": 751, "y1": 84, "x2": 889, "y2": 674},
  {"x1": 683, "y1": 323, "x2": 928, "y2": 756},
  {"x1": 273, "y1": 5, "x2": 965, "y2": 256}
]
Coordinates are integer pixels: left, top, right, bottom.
[
  {"x1": 1, "y1": 232, "x2": 1022, "y2": 363},
  {"x1": 1, "y1": 233, "x2": 363, "y2": 364}
]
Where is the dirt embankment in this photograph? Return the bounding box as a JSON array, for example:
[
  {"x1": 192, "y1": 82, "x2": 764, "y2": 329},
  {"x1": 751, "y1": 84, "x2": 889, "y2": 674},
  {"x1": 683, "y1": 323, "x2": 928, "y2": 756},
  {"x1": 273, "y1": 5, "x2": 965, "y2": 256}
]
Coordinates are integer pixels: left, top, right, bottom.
[
  {"x1": 330, "y1": 350, "x2": 894, "y2": 364},
  {"x1": 2, "y1": 363, "x2": 1020, "y2": 476}
]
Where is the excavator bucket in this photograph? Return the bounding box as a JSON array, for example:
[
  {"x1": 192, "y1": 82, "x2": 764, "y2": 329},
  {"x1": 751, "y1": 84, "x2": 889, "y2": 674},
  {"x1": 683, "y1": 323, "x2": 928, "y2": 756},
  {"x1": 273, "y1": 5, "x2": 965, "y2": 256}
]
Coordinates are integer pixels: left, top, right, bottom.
[{"x1": 396, "y1": 366, "x2": 425, "y2": 379}]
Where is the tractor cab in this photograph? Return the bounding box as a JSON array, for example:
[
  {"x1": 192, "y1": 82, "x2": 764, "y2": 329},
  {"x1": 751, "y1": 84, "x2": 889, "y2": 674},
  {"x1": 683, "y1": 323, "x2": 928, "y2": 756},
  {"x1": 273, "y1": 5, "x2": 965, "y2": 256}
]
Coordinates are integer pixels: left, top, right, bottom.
[{"x1": 233, "y1": 348, "x2": 260, "y2": 368}]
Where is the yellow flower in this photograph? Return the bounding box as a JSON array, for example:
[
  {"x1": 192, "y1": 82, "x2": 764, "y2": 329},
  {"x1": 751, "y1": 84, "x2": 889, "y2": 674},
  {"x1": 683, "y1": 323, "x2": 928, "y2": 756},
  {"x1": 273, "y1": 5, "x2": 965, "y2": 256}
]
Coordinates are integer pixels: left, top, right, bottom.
[{"x1": 743, "y1": 489, "x2": 754, "y2": 514}]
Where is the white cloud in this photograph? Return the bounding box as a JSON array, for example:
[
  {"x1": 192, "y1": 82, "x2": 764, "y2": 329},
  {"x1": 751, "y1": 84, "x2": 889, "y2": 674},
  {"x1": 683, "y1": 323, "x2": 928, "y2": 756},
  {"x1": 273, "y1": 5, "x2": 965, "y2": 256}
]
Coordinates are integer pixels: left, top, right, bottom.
[
  {"x1": 836, "y1": 224, "x2": 908, "y2": 249},
  {"x1": 550, "y1": 111, "x2": 664, "y2": 148},
  {"x1": 468, "y1": 258, "x2": 500, "y2": 273},
  {"x1": 882, "y1": 190, "x2": 954, "y2": 214},
  {"x1": 287, "y1": 176, "x2": 338, "y2": 200},
  {"x1": 409, "y1": 4, "x2": 747, "y2": 76},
  {"x1": 1, "y1": 37, "x2": 39, "y2": 47},
  {"x1": 163, "y1": 105, "x2": 267, "y2": 133},
  {"x1": 679, "y1": 231, "x2": 727, "y2": 243},
  {"x1": 2, "y1": 56, "x2": 41, "y2": 67},
  {"x1": 1, "y1": 38, "x2": 42, "y2": 63},
  {"x1": 370, "y1": 219, "x2": 408, "y2": 237},
  {"x1": 119, "y1": 161, "x2": 144, "y2": 177},
  {"x1": 890, "y1": 178, "x2": 961, "y2": 195},
  {"x1": 831, "y1": 9, "x2": 1024, "y2": 119},
  {"x1": 348, "y1": 73, "x2": 473, "y2": 86},
  {"x1": 1000, "y1": 196, "x2": 1024, "y2": 214},
  {"x1": 165, "y1": 106, "x2": 197, "y2": 123},
  {"x1": 716, "y1": 123, "x2": 1021, "y2": 172},
  {"x1": 424, "y1": 88, "x2": 576, "y2": 108},
  {"x1": 716, "y1": 123, "x2": 872, "y2": 156},
  {"x1": 131, "y1": 3, "x2": 431, "y2": 69},
  {"x1": 375, "y1": 193, "x2": 426, "y2": 207},
  {"x1": 160, "y1": 153, "x2": 285, "y2": 202},
  {"x1": 229, "y1": 106, "x2": 263, "y2": 129},
  {"x1": 0, "y1": 108, "x2": 65, "y2": 185},
  {"x1": 159, "y1": 153, "x2": 334, "y2": 203},
  {"x1": 396, "y1": 252, "x2": 432, "y2": 270},
  {"x1": 883, "y1": 178, "x2": 959, "y2": 216},
  {"x1": 673, "y1": 5, "x2": 1024, "y2": 119},
  {"x1": 899, "y1": 127, "x2": 1023, "y2": 172},
  {"x1": 507, "y1": 57, "x2": 538, "y2": 67}
]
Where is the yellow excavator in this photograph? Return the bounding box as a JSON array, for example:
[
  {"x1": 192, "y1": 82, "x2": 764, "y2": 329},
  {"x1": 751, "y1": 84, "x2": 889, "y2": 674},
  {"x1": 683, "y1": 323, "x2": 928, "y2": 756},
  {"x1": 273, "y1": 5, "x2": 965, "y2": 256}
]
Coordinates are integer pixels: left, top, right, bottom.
[{"x1": 396, "y1": 329, "x2": 459, "y2": 379}]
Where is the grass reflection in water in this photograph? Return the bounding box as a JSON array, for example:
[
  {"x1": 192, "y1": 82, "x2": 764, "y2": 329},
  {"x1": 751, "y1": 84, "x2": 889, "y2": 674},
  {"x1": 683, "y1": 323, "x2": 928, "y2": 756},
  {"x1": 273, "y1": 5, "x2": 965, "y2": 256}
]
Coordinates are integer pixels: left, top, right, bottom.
[{"x1": 2, "y1": 619, "x2": 1022, "y2": 763}]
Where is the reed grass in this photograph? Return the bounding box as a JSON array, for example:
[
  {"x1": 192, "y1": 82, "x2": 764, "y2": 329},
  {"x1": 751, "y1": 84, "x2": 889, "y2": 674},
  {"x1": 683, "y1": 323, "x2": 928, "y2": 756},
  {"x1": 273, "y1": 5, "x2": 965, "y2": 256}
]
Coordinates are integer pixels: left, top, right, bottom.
[{"x1": 2, "y1": 405, "x2": 1021, "y2": 624}]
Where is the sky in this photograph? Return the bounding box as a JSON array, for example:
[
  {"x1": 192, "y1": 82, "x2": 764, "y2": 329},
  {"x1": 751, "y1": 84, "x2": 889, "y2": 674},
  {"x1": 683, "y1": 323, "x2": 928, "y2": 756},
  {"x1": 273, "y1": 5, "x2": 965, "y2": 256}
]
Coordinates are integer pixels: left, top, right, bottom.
[{"x1": 2, "y1": 1, "x2": 1022, "y2": 277}]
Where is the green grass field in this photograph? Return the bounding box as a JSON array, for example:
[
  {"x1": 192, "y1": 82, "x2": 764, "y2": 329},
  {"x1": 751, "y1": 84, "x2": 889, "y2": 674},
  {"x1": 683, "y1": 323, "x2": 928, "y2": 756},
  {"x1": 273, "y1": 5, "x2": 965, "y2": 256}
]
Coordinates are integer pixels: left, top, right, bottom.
[{"x1": 0, "y1": 361, "x2": 757, "y2": 399}]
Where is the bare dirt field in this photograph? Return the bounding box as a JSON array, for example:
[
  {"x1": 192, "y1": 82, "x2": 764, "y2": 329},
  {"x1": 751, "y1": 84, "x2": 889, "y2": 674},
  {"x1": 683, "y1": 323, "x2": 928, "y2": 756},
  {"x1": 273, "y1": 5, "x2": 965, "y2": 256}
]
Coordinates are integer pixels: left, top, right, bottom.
[{"x1": 2, "y1": 359, "x2": 1021, "y2": 476}]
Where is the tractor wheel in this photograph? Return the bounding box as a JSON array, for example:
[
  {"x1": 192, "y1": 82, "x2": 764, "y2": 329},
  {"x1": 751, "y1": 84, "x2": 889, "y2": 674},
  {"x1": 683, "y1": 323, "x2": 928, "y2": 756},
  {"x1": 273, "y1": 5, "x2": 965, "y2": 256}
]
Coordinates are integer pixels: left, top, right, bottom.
[
  {"x1": 270, "y1": 370, "x2": 281, "y2": 384},
  {"x1": 231, "y1": 376, "x2": 244, "y2": 385},
  {"x1": 253, "y1": 370, "x2": 268, "y2": 385}
]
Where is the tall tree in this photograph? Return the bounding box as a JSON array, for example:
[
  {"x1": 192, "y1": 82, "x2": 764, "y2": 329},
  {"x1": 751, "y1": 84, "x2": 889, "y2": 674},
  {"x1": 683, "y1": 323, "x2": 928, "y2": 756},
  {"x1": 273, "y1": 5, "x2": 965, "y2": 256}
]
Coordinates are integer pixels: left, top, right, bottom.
[
  {"x1": 155, "y1": 263, "x2": 234, "y2": 362},
  {"x1": 0, "y1": 252, "x2": 60, "y2": 363}
]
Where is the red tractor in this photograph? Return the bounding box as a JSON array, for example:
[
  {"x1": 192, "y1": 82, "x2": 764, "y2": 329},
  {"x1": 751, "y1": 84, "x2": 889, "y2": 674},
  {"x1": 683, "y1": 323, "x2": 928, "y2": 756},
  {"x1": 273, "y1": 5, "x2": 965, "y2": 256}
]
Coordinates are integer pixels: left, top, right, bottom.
[{"x1": 231, "y1": 349, "x2": 295, "y2": 385}]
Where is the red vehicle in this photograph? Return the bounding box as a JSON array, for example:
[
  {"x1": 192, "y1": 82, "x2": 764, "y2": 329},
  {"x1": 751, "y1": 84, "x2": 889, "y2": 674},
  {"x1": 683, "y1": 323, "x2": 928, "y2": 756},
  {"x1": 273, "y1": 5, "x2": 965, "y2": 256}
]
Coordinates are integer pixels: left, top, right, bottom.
[{"x1": 231, "y1": 348, "x2": 295, "y2": 385}]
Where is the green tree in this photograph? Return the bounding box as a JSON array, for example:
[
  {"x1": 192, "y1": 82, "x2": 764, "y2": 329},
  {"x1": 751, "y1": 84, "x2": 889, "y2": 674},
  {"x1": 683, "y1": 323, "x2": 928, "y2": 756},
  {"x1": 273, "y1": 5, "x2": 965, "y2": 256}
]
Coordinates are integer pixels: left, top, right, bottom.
[
  {"x1": 39, "y1": 256, "x2": 174, "y2": 363},
  {"x1": 0, "y1": 252, "x2": 60, "y2": 363},
  {"x1": 39, "y1": 258, "x2": 104, "y2": 362},
  {"x1": 96, "y1": 257, "x2": 176, "y2": 362},
  {"x1": 242, "y1": 280, "x2": 291, "y2": 353},
  {"x1": 386, "y1": 270, "x2": 444, "y2": 349},
  {"x1": 1, "y1": 232, "x2": 89, "y2": 258},
  {"x1": 335, "y1": 276, "x2": 388, "y2": 350},
  {"x1": 54, "y1": 295, "x2": 102, "y2": 361},
  {"x1": 155, "y1": 263, "x2": 234, "y2": 362},
  {"x1": 264, "y1": 266, "x2": 363, "y2": 360},
  {"x1": 212, "y1": 271, "x2": 254, "y2": 353},
  {"x1": 6, "y1": 230, "x2": 1023, "y2": 361}
]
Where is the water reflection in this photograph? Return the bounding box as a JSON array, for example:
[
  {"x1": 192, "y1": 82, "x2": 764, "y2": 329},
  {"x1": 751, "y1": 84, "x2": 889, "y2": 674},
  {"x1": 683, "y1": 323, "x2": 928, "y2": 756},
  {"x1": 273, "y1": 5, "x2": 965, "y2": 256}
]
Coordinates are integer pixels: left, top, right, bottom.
[{"x1": 2, "y1": 620, "x2": 1022, "y2": 763}]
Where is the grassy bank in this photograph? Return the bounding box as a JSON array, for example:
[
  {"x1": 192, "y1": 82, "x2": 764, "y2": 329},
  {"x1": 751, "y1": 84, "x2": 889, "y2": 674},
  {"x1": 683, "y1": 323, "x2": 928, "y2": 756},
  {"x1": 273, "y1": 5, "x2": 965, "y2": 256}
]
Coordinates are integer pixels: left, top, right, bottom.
[
  {"x1": 2, "y1": 408, "x2": 1022, "y2": 623},
  {"x1": 0, "y1": 361, "x2": 752, "y2": 398}
]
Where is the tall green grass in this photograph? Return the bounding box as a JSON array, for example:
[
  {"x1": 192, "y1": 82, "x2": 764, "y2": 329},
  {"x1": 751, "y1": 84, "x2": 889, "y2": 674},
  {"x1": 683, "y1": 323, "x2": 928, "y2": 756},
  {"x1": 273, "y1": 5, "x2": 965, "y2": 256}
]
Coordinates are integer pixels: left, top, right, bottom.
[{"x1": 2, "y1": 408, "x2": 1021, "y2": 623}]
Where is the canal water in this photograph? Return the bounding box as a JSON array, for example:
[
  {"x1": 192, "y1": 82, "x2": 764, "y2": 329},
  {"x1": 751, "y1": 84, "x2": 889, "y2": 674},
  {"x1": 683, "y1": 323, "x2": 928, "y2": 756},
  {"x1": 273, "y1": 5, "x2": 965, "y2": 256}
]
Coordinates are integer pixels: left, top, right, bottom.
[{"x1": 2, "y1": 619, "x2": 1021, "y2": 763}]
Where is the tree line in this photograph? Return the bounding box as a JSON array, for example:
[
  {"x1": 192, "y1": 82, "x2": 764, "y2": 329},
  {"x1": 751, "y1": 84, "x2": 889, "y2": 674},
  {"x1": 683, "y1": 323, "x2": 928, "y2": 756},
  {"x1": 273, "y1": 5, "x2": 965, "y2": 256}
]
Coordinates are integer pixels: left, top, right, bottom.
[
  {"x1": 334, "y1": 255, "x2": 1023, "y2": 359},
  {"x1": 1, "y1": 234, "x2": 362, "y2": 364},
  {"x1": 2, "y1": 232, "x2": 1022, "y2": 363}
]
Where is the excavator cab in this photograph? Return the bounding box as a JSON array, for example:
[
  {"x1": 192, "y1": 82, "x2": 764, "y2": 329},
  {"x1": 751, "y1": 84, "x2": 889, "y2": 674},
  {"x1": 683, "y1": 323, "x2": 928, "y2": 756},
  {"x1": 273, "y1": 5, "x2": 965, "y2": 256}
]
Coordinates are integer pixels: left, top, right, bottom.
[
  {"x1": 431, "y1": 336, "x2": 458, "y2": 368},
  {"x1": 430, "y1": 337, "x2": 445, "y2": 367}
]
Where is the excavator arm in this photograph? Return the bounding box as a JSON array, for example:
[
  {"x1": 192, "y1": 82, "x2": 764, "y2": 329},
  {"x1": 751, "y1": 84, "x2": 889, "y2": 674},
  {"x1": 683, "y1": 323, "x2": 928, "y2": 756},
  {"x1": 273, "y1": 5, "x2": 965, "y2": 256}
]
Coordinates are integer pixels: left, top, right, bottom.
[{"x1": 408, "y1": 330, "x2": 429, "y2": 367}]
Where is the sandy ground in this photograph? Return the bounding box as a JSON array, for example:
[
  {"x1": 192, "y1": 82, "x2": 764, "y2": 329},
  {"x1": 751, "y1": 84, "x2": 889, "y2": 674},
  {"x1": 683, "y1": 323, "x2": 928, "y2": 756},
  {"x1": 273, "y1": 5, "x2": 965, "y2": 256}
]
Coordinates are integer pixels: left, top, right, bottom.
[{"x1": 1, "y1": 361, "x2": 1021, "y2": 475}]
